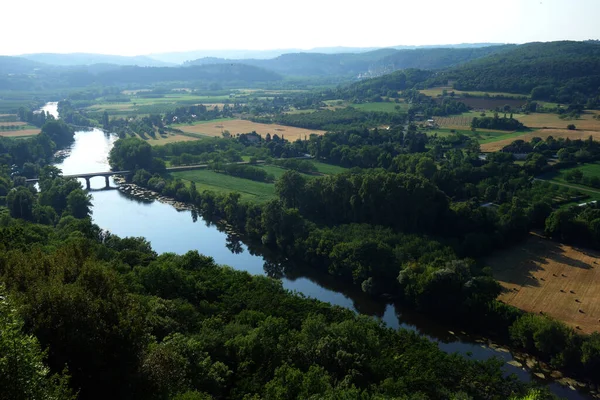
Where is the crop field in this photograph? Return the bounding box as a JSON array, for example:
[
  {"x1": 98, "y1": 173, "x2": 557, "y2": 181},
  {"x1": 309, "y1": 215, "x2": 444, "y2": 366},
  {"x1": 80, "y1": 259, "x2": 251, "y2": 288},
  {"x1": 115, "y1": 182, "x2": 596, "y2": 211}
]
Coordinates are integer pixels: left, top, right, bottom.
[
  {"x1": 132, "y1": 132, "x2": 201, "y2": 146},
  {"x1": 419, "y1": 86, "x2": 527, "y2": 99},
  {"x1": 0, "y1": 128, "x2": 41, "y2": 137},
  {"x1": 433, "y1": 115, "x2": 473, "y2": 128},
  {"x1": 481, "y1": 129, "x2": 600, "y2": 152},
  {"x1": 488, "y1": 233, "x2": 600, "y2": 334},
  {"x1": 517, "y1": 111, "x2": 600, "y2": 131},
  {"x1": 0, "y1": 121, "x2": 26, "y2": 126},
  {"x1": 176, "y1": 119, "x2": 326, "y2": 141},
  {"x1": 457, "y1": 97, "x2": 527, "y2": 110}
]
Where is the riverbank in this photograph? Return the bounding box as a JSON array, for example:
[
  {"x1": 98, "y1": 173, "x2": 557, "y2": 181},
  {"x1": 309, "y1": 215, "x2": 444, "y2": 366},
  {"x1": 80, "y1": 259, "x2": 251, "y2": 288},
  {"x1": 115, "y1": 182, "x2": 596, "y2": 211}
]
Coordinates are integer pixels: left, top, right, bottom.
[
  {"x1": 113, "y1": 176, "x2": 598, "y2": 399},
  {"x1": 42, "y1": 116, "x2": 595, "y2": 399}
]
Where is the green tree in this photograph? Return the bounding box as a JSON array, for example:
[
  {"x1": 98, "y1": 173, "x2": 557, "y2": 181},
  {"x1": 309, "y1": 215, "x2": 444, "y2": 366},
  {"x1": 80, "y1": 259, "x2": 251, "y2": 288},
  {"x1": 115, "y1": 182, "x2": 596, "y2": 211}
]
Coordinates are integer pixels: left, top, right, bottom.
[
  {"x1": 66, "y1": 189, "x2": 92, "y2": 218},
  {"x1": 0, "y1": 287, "x2": 74, "y2": 400},
  {"x1": 109, "y1": 137, "x2": 154, "y2": 171},
  {"x1": 275, "y1": 170, "x2": 306, "y2": 209},
  {"x1": 6, "y1": 187, "x2": 35, "y2": 220}
]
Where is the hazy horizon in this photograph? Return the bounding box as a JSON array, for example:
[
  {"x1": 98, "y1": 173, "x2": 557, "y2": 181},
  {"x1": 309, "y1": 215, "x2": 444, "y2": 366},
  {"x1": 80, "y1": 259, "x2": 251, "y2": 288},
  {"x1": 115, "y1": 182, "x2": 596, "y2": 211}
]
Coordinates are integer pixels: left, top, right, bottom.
[{"x1": 1, "y1": 0, "x2": 598, "y2": 57}]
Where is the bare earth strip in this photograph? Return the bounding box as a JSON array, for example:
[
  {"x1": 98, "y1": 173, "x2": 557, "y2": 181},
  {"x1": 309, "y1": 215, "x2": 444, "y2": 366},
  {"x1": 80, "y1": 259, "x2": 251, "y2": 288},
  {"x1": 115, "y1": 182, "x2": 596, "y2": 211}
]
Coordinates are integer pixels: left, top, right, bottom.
[
  {"x1": 177, "y1": 119, "x2": 326, "y2": 141},
  {"x1": 0, "y1": 121, "x2": 26, "y2": 126},
  {"x1": 0, "y1": 129, "x2": 41, "y2": 137},
  {"x1": 481, "y1": 129, "x2": 600, "y2": 152},
  {"x1": 487, "y1": 233, "x2": 600, "y2": 334},
  {"x1": 143, "y1": 134, "x2": 200, "y2": 146}
]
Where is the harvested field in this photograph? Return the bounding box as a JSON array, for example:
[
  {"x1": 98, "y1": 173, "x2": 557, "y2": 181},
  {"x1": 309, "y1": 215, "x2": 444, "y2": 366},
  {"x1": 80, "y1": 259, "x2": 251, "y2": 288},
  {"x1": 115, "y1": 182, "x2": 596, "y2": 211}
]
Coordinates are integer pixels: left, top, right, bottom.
[
  {"x1": 481, "y1": 129, "x2": 600, "y2": 152},
  {"x1": 517, "y1": 111, "x2": 600, "y2": 131},
  {"x1": 0, "y1": 121, "x2": 26, "y2": 126},
  {"x1": 433, "y1": 116, "x2": 472, "y2": 127},
  {"x1": 177, "y1": 119, "x2": 326, "y2": 141},
  {"x1": 488, "y1": 233, "x2": 600, "y2": 334},
  {"x1": 420, "y1": 86, "x2": 526, "y2": 99},
  {"x1": 134, "y1": 132, "x2": 200, "y2": 146},
  {"x1": 0, "y1": 129, "x2": 40, "y2": 137},
  {"x1": 458, "y1": 97, "x2": 527, "y2": 110}
]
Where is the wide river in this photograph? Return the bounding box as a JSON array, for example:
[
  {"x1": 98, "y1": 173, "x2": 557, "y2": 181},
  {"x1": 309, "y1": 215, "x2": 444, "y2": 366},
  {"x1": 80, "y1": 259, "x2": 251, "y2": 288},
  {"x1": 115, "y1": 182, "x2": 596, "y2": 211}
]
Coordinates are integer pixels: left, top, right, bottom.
[{"x1": 42, "y1": 102, "x2": 589, "y2": 399}]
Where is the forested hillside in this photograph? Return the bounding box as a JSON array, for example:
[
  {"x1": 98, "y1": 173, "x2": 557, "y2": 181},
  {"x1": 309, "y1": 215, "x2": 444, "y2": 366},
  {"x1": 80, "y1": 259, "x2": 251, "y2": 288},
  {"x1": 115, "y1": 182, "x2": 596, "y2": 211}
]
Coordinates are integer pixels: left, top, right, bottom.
[
  {"x1": 0, "y1": 63, "x2": 282, "y2": 91},
  {"x1": 184, "y1": 46, "x2": 510, "y2": 78},
  {"x1": 429, "y1": 41, "x2": 600, "y2": 103},
  {"x1": 370, "y1": 45, "x2": 513, "y2": 74}
]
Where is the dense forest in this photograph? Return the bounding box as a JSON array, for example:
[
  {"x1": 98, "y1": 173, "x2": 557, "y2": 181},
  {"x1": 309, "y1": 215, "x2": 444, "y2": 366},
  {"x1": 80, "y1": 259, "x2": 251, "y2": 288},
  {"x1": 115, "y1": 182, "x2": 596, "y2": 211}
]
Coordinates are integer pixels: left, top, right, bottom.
[
  {"x1": 183, "y1": 45, "x2": 510, "y2": 78},
  {"x1": 0, "y1": 129, "x2": 551, "y2": 399},
  {"x1": 105, "y1": 111, "x2": 600, "y2": 390},
  {"x1": 429, "y1": 41, "x2": 600, "y2": 104},
  {"x1": 6, "y1": 38, "x2": 600, "y2": 399}
]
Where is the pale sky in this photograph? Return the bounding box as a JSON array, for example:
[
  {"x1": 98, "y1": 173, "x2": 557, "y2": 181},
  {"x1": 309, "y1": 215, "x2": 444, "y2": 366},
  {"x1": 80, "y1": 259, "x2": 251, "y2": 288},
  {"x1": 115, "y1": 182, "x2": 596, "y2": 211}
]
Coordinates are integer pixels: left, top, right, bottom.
[{"x1": 2, "y1": 0, "x2": 598, "y2": 56}]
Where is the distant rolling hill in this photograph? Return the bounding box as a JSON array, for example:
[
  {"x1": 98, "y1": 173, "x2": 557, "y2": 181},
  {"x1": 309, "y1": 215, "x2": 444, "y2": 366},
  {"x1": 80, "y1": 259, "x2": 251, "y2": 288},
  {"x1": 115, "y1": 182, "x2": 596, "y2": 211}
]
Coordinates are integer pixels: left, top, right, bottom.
[
  {"x1": 428, "y1": 41, "x2": 600, "y2": 102},
  {"x1": 0, "y1": 56, "x2": 46, "y2": 74},
  {"x1": 183, "y1": 46, "x2": 511, "y2": 78},
  {"x1": 19, "y1": 53, "x2": 175, "y2": 67},
  {"x1": 149, "y1": 43, "x2": 505, "y2": 64}
]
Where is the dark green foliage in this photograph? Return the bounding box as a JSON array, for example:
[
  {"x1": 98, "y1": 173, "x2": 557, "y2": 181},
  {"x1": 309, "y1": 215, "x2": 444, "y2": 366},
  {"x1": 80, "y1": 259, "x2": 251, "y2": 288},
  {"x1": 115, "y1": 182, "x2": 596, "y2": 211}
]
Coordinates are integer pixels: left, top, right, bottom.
[
  {"x1": 109, "y1": 137, "x2": 154, "y2": 171},
  {"x1": 471, "y1": 115, "x2": 525, "y2": 131},
  {"x1": 6, "y1": 186, "x2": 35, "y2": 220},
  {"x1": 41, "y1": 120, "x2": 75, "y2": 147},
  {"x1": 433, "y1": 41, "x2": 600, "y2": 103},
  {"x1": 261, "y1": 107, "x2": 406, "y2": 130},
  {"x1": 212, "y1": 163, "x2": 274, "y2": 182},
  {"x1": 0, "y1": 286, "x2": 75, "y2": 400},
  {"x1": 272, "y1": 158, "x2": 317, "y2": 173}
]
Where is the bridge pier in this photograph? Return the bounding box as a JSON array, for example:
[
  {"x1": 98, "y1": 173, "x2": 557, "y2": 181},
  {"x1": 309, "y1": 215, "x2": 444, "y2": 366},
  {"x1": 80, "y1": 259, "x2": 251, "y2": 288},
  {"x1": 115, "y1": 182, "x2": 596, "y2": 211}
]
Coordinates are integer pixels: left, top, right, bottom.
[
  {"x1": 105, "y1": 175, "x2": 110, "y2": 188},
  {"x1": 85, "y1": 177, "x2": 91, "y2": 190}
]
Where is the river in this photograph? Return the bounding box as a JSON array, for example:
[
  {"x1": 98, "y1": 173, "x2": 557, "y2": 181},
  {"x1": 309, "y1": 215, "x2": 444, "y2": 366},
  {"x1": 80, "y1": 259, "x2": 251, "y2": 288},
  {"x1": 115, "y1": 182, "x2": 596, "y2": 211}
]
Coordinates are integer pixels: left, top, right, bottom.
[{"x1": 44, "y1": 103, "x2": 590, "y2": 399}]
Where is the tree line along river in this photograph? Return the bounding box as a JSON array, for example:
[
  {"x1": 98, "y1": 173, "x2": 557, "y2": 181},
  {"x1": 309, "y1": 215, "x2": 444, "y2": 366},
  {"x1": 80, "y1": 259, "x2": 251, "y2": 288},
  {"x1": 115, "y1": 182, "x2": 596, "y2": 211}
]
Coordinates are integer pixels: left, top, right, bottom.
[{"x1": 40, "y1": 102, "x2": 591, "y2": 400}]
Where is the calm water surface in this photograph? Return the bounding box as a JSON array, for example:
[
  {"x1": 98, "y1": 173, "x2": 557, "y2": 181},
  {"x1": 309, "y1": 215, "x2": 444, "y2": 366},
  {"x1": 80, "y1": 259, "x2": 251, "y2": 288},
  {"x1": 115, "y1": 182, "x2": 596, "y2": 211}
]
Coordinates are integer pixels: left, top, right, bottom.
[{"x1": 47, "y1": 105, "x2": 589, "y2": 399}]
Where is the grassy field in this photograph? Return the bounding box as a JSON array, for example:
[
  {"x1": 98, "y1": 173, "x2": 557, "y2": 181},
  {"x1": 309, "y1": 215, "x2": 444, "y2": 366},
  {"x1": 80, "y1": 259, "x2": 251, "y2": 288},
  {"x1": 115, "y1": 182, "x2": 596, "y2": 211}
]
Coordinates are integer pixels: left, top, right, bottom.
[
  {"x1": 173, "y1": 118, "x2": 236, "y2": 127},
  {"x1": 171, "y1": 169, "x2": 276, "y2": 202},
  {"x1": 176, "y1": 119, "x2": 326, "y2": 141},
  {"x1": 538, "y1": 163, "x2": 600, "y2": 199},
  {"x1": 488, "y1": 233, "x2": 600, "y2": 334},
  {"x1": 481, "y1": 129, "x2": 600, "y2": 152},
  {"x1": 86, "y1": 93, "x2": 235, "y2": 113},
  {"x1": 351, "y1": 102, "x2": 409, "y2": 113},
  {"x1": 547, "y1": 163, "x2": 600, "y2": 182},
  {"x1": 171, "y1": 160, "x2": 347, "y2": 202},
  {"x1": 310, "y1": 161, "x2": 348, "y2": 175},
  {"x1": 426, "y1": 126, "x2": 526, "y2": 144}
]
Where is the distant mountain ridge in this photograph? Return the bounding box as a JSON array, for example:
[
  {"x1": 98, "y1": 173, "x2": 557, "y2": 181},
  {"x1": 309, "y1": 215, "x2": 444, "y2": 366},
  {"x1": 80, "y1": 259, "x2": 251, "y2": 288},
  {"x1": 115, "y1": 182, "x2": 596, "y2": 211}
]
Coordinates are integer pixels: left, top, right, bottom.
[
  {"x1": 431, "y1": 40, "x2": 600, "y2": 101},
  {"x1": 183, "y1": 46, "x2": 513, "y2": 78},
  {"x1": 149, "y1": 43, "x2": 505, "y2": 64},
  {"x1": 18, "y1": 53, "x2": 175, "y2": 67}
]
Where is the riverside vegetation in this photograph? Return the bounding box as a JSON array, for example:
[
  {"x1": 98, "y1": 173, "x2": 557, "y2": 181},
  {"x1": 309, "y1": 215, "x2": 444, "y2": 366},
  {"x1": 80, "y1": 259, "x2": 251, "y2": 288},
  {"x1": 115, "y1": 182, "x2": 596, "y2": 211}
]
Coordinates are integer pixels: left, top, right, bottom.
[{"x1": 4, "y1": 40, "x2": 600, "y2": 400}]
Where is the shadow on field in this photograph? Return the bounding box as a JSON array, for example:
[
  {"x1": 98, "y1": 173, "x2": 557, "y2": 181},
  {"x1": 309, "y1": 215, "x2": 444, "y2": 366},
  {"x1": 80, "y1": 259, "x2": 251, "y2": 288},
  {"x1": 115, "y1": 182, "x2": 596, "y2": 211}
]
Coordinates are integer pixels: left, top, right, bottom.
[{"x1": 487, "y1": 234, "x2": 594, "y2": 287}]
